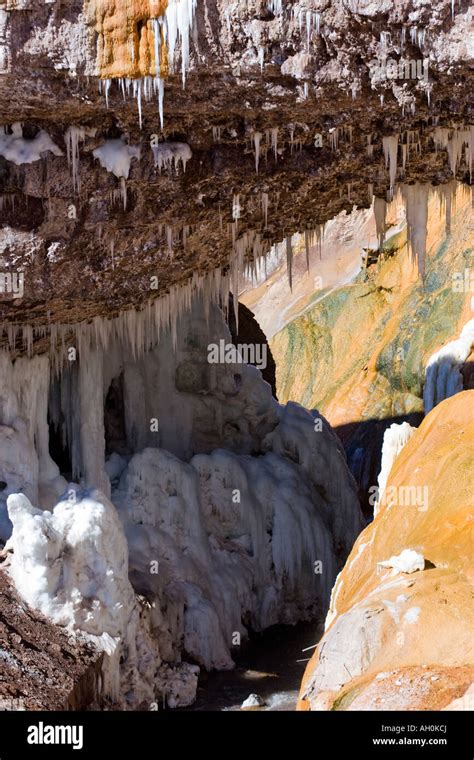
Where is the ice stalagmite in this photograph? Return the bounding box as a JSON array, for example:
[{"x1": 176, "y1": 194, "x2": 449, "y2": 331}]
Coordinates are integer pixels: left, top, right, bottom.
[{"x1": 375, "y1": 422, "x2": 415, "y2": 516}]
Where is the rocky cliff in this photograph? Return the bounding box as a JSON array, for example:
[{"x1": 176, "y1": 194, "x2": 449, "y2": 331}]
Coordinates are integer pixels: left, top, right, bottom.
[{"x1": 298, "y1": 390, "x2": 474, "y2": 711}]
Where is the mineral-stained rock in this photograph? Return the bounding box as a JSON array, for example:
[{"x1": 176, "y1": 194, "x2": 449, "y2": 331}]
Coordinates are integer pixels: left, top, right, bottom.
[{"x1": 298, "y1": 391, "x2": 474, "y2": 711}]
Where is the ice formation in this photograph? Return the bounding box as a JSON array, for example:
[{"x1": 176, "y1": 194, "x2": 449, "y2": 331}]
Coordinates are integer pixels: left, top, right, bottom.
[
  {"x1": 423, "y1": 319, "x2": 474, "y2": 413},
  {"x1": 374, "y1": 422, "x2": 415, "y2": 517},
  {"x1": 95, "y1": 0, "x2": 197, "y2": 128},
  {"x1": 151, "y1": 141, "x2": 192, "y2": 173},
  {"x1": 7, "y1": 490, "x2": 199, "y2": 708},
  {"x1": 401, "y1": 183, "x2": 429, "y2": 275},
  {"x1": 93, "y1": 138, "x2": 141, "y2": 179},
  {"x1": 1, "y1": 296, "x2": 363, "y2": 705},
  {"x1": 0, "y1": 352, "x2": 66, "y2": 541},
  {"x1": 433, "y1": 125, "x2": 474, "y2": 180},
  {"x1": 378, "y1": 549, "x2": 425, "y2": 574},
  {"x1": 65, "y1": 126, "x2": 96, "y2": 193},
  {"x1": 382, "y1": 135, "x2": 399, "y2": 193},
  {"x1": 0, "y1": 122, "x2": 63, "y2": 164}
]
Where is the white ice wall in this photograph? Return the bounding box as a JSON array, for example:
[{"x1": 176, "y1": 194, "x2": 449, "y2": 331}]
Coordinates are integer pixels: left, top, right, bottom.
[{"x1": 423, "y1": 319, "x2": 474, "y2": 412}]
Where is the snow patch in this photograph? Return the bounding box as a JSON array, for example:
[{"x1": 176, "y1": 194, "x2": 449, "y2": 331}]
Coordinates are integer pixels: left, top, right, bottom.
[
  {"x1": 0, "y1": 123, "x2": 63, "y2": 164},
  {"x1": 378, "y1": 549, "x2": 425, "y2": 574}
]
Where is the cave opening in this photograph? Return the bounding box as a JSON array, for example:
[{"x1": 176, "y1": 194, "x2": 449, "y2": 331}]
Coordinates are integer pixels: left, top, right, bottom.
[
  {"x1": 48, "y1": 415, "x2": 72, "y2": 480},
  {"x1": 104, "y1": 372, "x2": 128, "y2": 457}
]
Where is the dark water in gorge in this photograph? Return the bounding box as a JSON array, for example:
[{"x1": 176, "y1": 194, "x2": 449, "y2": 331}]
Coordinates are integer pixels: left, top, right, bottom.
[{"x1": 182, "y1": 621, "x2": 323, "y2": 711}]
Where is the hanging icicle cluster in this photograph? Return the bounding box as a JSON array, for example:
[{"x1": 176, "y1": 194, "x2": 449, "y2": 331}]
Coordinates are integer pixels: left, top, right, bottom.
[{"x1": 93, "y1": 0, "x2": 197, "y2": 129}]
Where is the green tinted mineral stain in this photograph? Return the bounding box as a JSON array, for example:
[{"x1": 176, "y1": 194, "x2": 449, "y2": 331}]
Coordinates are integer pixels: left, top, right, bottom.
[{"x1": 272, "y1": 221, "x2": 468, "y2": 416}]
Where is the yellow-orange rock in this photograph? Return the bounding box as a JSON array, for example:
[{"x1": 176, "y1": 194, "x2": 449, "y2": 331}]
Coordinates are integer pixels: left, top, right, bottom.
[
  {"x1": 298, "y1": 391, "x2": 474, "y2": 710},
  {"x1": 87, "y1": 0, "x2": 168, "y2": 79}
]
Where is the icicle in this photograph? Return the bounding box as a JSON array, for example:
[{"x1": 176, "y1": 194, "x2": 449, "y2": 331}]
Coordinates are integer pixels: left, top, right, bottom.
[
  {"x1": 261, "y1": 192, "x2": 269, "y2": 228},
  {"x1": 367, "y1": 133, "x2": 374, "y2": 159},
  {"x1": 402, "y1": 183, "x2": 429, "y2": 276},
  {"x1": 286, "y1": 236, "x2": 293, "y2": 290},
  {"x1": 258, "y1": 46, "x2": 265, "y2": 72},
  {"x1": 65, "y1": 126, "x2": 92, "y2": 194},
  {"x1": 121, "y1": 177, "x2": 127, "y2": 211},
  {"x1": 270, "y1": 127, "x2": 279, "y2": 160},
  {"x1": 373, "y1": 196, "x2": 387, "y2": 250},
  {"x1": 382, "y1": 134, "x2": 399, "y2": 193},
  {"x1": 329, "y1": 127, "x2": 339, "y2": 151},
  {"x1": 212, "y1": 126, "x2": 222, "y2": 143},
  {"x1": 167, "y1": 225, "x2": 173, "y2": 258},
  {"x1": 304, "y1": 230, "x2": 310, "y2": 272},
  {"x1": 402, "y1": 143, "x2": 408, "y2": 173},
  {"x1": 165, "y1": 0, "x2": 198, "y2": 87},
  {"x1": 253, "y1": 131, "x2": 262, "y2": 173}
]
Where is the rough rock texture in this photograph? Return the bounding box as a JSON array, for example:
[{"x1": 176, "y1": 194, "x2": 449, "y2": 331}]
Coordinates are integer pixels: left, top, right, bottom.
[
  {"x1": 0, "y1": 0, "x2": 472, "y2": 349},
  {"x1": 298, "y1": 391, "x2": 474, "y2": 711},
  {"x1": 0, "y1": 566, "x2": 103, "y2": 710},
  {"x1": 269, "y1": 183, "x2": 473, "y2": 509}
]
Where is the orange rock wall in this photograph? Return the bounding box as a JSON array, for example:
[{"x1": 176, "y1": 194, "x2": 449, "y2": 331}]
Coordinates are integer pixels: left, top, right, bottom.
[
  {"x1": 298, "y1": 391, "x2": 474, "y2": 710},
  {"x1": 87, "y1": 0, "x2": 169, "y2": 79}
]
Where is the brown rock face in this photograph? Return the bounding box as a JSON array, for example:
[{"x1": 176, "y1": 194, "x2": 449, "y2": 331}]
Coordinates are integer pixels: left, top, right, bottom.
[
  {"x1": 0, "y1": 0, "x2": 472, "y2": 352},
  {"x1": 298, "y1": 391, "x2": 474, "y2": 711},
  {"x1": 0, "y1": 568, "x2": 102, "y2": 710}
]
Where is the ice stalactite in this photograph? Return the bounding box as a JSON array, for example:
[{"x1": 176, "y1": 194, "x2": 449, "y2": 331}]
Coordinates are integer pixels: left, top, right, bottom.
[
  {"x1": 286, "y1": 235, "x2": 293, "y2": 290},
  {"x1": 373, "y1": 196, "x2": 387, "y2": 249},
  {"x1": 0, "y1": 122, "x2": 63, "y2": 164},
  {"x1": 435, "y1": 180, "x2": 458, "y2": 235},
  {"x1": 382, "y1": 134, "x2": 399, "y2": 193},
  {"x1": 374, "y1": 422, "x2": 415, "y2": 517},
  {"x1": 367, "y1": 133, "x2": 373, "y2": 159},
  {"x1": 268, "y1": 127, "x2": 279, "y2": 161},
  {"x1": 268, "y1": 0, "x2": 283, "y2": 13},
  {"x1": 423, "y1": 320, "x2": 474, "y2": 413},
  {"x1": 253, "y1": 131, "x2": 262, "y2": 173},
  {"x1": 166, "y1": 0, "x2": 197, "y2": 86},
  {"x1": 212, "y1": 126, "x2": 222, "y2": 142},
  {"x1": 92, "y1": 138, "x2": 141, "y2": 179},
  {"x1": 329, "y1": 127, "x2": 339, "y2": 151},
  {"x1": 65, "y1": 127, "x2": 94, "y2": 193},
  {"x1": 433, "y1": 126, "x2": 474, "y2": 179},
  {"x1": 95, "y1": 1, "x2": 197, "y2": 128},
  {"x1": 78, "y1": 350, "x2": 110, "y2": 498},
  {"x1": 401, "y1": 183, "x2": 429, "y2": 276},
  {"x1": 0, "y1": 353, "x2": 66, "y2": 540},
  {"x1": 151, "y1": 141, "x2": 192, "y2": 173},
  {"x1": 261, "y1": 191, "x2": 269, "y2": 228}
]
